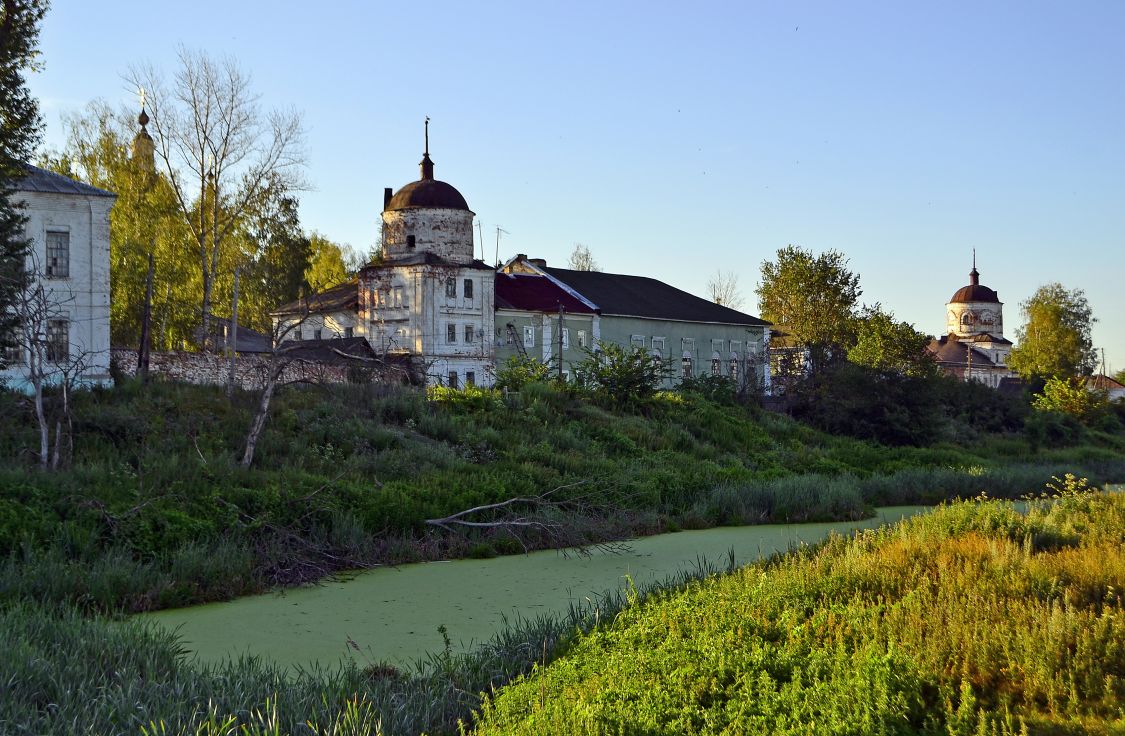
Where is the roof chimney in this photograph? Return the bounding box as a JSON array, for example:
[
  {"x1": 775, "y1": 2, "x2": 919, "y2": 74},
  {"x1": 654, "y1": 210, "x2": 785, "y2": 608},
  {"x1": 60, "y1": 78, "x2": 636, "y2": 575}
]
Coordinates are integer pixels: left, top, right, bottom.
[
  {"x1": 529, "y1": 258, "x2": 547, "y2": 269},
  {"x1": 383, "y1": 187, "x2": 393, "y2": 210}
]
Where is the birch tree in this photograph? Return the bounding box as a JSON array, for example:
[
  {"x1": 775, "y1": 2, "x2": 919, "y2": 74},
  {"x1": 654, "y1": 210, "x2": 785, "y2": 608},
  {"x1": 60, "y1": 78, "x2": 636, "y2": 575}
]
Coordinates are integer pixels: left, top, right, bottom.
[{"x1": 128, "y1": 49, "x2": 306, "y2": 350}]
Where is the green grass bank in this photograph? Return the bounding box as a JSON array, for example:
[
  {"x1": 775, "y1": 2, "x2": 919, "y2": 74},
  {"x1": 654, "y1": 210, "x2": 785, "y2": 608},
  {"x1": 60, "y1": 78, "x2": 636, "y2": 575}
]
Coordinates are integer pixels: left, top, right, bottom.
[
  {"x1": 471, "y1": 482, "x2": 1125, "y2": 735},
  {"x1": 3, "y1": 379, "x2": 1125, "y2": 613}
]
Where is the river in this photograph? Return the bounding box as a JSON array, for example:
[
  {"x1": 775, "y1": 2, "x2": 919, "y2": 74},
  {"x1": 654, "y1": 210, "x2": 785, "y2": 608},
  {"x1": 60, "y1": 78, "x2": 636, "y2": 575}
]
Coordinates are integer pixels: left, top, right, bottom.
[{"x1": 146, "y1": 506, "x2": 929, "y2": 670}]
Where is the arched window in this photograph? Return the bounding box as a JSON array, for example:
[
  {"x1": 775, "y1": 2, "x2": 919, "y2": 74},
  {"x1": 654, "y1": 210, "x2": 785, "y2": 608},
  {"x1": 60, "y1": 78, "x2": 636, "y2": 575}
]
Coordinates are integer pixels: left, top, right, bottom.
[{"x1": 961, "y1": 312, "x2": 974, "y2": 327}]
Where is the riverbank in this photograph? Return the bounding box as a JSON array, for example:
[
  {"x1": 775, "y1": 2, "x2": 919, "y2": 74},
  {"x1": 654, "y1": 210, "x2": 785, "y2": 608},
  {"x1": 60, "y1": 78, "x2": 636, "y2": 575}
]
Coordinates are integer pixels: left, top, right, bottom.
[
  {"x1": 4, "y1": 380, "x2": 1125, "y2": 615},
  {"x1": 145, "y1": 505, "x2": 930, "y2": 670}
]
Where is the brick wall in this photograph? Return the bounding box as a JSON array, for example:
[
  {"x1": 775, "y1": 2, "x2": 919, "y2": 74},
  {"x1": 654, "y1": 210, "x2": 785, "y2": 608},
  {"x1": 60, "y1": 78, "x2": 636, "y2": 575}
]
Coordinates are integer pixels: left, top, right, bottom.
[{"x1": 111, "y1": 348, "x2": 356, "y2": 390}]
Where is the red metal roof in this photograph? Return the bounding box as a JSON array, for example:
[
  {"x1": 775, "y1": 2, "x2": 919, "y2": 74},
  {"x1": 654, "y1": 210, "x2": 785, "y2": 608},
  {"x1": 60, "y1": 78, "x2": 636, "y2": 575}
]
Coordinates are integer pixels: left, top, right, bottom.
[{"x1": 494, "y1": 273, "x2": 596, "y2": 314}]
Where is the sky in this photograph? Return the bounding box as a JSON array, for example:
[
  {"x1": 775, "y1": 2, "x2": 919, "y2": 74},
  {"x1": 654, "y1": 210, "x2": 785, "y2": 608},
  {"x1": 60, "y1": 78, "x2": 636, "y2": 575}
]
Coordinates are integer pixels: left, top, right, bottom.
[{"x1": 28, "y1": 1, "x2": 1125, "y2": 372}]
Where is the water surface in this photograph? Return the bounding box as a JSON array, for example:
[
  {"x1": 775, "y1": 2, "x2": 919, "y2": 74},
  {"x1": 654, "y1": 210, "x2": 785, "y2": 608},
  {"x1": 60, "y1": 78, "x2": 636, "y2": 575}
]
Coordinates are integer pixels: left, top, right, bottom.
[{"x1": 147, "y1": 506, "x2": 928, "y2": 669}]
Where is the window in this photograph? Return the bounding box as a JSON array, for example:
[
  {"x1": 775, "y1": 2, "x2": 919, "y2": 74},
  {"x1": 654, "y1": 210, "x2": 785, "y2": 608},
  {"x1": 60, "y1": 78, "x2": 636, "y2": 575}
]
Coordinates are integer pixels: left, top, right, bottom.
[
  {"x1": 46, "y1": 231, "x2": 69, "y2": 278},
  {"x1": 682, "y1": 338, "x2": 695, "y2": 354},
  {"x1": 406, "y1": 234, "x2": 416, "y2": 249},
  {"x1": 344, "y1": 327, "x2": 354, "y2": 339},
  {"x1": 448, "y1": 371, "x2": 459, "y2": 388},
  {"x1": 730, "y1": 359, "x2": 739, "y2": 381},
  {"x1": 447, "y1": 323, "x2": 457, "y2": 343},
  {"x1": 46, "y1": 319, "x2": 68, "y2": 362},
  {"x1": 445, "y1": 278, "x2": 456, "y2": 298},
  {"x1": 630, "y1": 334, "x2": 645, "y2": 350},
  {"x1": 577, "y1": 330, "x2": 587, "y2": 349},
  {"x1": 561, "y1": 328, "x2": 569, "y2": 350},
  {"x1": 712, "y1": 339, "x2": 725, "y2": 354},
  {"x1": 523, "y1": 325, "x2": 535, "y2": 348},
  {"x1": 2, "y1": 329, "x2": 21, "y2": 364},
  {"x1": 465, "y1": 371, "x2": 476, "y2": 386},
  {"x1": 730, "y1": 340, "x2": 742, "y2": 355},
  {"x1": 393, "y1": 286, "x2": 403, "y2": 308},
  {"x1": 711, "y1": 358, "x2": 721, "y2": 376},
  {"x1": 464, "y1": 324, "x2": 475, "y2": 343},
  {"x1": 378, "y1": 288, "x2": 388, "y2": 308},
  {"x1": 463, "y1": 279, "x2": 474, "y2": 299},
  {"x1": 682, "y1": 356, "x2": 693, "y2": 377},
  {"x1": 651, "y1": 337, "x2": 666, "y2": 353},
  {"x1": 313, "y1": 328, "x2": 323, "y2": 340}
]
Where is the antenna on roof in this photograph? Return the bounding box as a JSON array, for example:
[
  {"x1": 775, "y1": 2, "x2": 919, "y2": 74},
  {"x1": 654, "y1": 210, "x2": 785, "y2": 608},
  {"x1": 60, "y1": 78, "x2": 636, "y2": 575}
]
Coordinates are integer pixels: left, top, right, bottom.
[{"x1": 495, "y1": 225, "x2": 508, "y2": 269}]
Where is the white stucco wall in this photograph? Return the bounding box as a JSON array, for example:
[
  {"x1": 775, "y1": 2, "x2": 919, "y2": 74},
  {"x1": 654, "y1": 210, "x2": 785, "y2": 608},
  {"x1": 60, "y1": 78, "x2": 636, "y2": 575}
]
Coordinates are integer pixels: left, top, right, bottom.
[{"x1": 1, "y1": 189, "x2": 114, "y2": 390}]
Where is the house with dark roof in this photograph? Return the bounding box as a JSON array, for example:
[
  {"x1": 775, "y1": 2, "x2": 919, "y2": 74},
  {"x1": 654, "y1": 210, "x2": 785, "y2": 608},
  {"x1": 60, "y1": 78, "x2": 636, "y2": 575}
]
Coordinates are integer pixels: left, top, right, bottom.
[
  {"x1": 494, "y1": 270, "x2": 598, "y2": 376},
  {"x1": 500, "y1": 254, "x2": 771, "y2": 389},
  {"x1": 2, "y1": 164, "x2": 116, "y2": 390},
  {"x1": 272, "y1": 280, "x2": 360, "y2": 342}
]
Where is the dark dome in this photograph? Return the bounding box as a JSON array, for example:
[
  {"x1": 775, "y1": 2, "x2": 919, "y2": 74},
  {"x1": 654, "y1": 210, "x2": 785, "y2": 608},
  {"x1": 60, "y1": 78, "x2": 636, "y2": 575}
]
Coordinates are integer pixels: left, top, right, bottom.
[
  {"x1": 385, "y1": 179, "x2": 469, "y2": 212},
  {"x1": 950, "y1": 284, "x2": 1000, "y2": 303}
]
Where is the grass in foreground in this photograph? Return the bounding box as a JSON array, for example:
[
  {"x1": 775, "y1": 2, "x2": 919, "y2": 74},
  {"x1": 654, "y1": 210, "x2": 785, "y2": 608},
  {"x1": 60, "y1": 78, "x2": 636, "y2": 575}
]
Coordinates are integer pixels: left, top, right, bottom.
[{"x1": 470, "y1": 479, "x2": 1125, "y2": 735}]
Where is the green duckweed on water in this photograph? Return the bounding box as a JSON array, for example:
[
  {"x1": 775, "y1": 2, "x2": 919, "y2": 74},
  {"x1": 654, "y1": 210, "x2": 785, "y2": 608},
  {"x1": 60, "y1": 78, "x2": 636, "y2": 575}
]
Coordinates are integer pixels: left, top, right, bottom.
[{"x1": 144, "y1": 506, "x2": 928, "y2": 670}]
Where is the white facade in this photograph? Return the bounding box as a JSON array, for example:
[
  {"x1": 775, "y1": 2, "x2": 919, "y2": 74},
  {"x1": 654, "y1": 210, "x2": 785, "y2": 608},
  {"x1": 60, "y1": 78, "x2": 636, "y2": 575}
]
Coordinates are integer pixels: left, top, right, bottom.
[{"x1": 1, "y1": 168, "x2": 115, "y2": 390}]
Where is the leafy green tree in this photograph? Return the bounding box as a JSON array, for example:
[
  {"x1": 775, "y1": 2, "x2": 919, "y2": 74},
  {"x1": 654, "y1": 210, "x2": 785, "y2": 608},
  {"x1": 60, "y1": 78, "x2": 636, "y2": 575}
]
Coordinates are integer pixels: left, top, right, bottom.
[
  {"x1": 848, "y1": 305, "x2": 937, "y2": 378},
  {"x1": 238, "y1": 183, "x2": 310, "y2": 332},
  {"x1": 574, "y1": 341, "x2": 670, "y2": 409},
  {"x1": 1032, "y1": 375, "x2": 1108, "y2": 425},
  {"x1": 1008, "y1": 283, "x2": 1097, "y2": 380},
  {"x1": 756, "y1": 245, "x2": 861, "y2": 373},
  {"x1": 43, "y1": 101, "x2": 198, "y2": 350},
  {"x1": 304, "y1": 232, "x2": 352, "y2": 290},
  {"x1": 1115, "y1": 368, "x2": 1125, "y2": 386},
  {"x1": 494, "y1": 354, "x2": 552, "y2": 392},
  {"x1": 0, "y1": 0, "x2": 47, "y2": 367}
]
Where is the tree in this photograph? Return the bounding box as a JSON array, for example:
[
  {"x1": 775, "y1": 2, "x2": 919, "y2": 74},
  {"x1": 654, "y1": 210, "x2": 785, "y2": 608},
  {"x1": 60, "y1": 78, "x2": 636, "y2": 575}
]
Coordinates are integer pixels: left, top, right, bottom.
[
  {"x1": 1008, "y1": 283, "x2": 1097, "y2": 380},
  {"x1": 128, "y1": 49, "x2": 305, "y2": 350},
  {"x1": 0, "y1": 0, "x2": 47, "y2": 367},
  {"x1": 304, "y1": 232, "x2": 351, "y2": 291},
  {"x1": 848, "y1": 304, "x2": 937, "y2": 378},
  {"x1": 573, "y1": 341, "x2": 670, "y2": 409},
  {"x1": 706, "y1": 269, "x2": 744, "y2": 310},
  {"x1": 756, "y1": 245, "x2": 861, "y2": 374},
  {"x1": 1114, "y1": 369, "x2": 1125, "y2": 386},
  {"x1": 238, "y1": 183, "x2": 310, "y2": 332},
  {"x1": 1032, "y1": 375, "x2": 1108, "y2": 425},
  {"x1": 567, "y1": 243, "x2": 599, "y2": 272}
]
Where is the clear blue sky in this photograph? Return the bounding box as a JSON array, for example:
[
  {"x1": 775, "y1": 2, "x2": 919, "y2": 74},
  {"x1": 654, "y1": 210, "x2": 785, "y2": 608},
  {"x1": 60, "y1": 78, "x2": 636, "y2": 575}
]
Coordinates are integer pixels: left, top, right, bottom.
[{"x1": 30, "y1": 1, "x2": 1125, "y2": 372}]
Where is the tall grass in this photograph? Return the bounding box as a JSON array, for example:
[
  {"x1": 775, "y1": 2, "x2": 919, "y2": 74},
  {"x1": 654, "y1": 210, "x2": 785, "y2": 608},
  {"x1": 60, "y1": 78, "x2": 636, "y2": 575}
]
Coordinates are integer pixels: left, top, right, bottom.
[{"x1": 470, "y1": 483, "x2": 1125, "y2": 735}]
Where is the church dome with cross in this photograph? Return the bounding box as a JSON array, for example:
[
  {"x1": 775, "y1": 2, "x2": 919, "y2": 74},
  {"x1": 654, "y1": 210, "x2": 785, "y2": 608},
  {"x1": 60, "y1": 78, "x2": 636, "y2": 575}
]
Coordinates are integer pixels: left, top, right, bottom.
[
  {"x1": 380, "y1": 120, "x2": 475, "y2": 264},
  {"x1": 946, "y1": 254, "x2": 1004, "y2": 338}
]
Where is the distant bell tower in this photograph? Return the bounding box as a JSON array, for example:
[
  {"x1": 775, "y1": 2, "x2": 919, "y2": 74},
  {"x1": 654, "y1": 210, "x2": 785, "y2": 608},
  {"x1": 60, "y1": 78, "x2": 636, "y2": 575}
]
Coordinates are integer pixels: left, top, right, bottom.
[{"x1": 131, "y1": 88, "x2": 155, "y2": 174}]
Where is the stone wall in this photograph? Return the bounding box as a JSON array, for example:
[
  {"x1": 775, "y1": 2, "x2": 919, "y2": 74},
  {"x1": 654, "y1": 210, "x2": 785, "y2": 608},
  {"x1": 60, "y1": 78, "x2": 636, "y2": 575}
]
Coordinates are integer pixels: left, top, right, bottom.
[{"x1": 111, "y1": 348, "x2": 356, "y2": 390}]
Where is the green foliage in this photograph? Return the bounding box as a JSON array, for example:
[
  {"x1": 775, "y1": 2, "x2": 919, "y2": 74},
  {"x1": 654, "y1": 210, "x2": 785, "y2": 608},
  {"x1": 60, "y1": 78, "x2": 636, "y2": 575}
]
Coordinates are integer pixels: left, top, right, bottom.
[
  {"x1": 0, "y1": 0, "x2": 48, "y2": 366},
  {"x1": 756, "y1": 244, "x2": 861, "y2": 372},
  {"x1": 305, "y1": 231, "x2": 353, "y2": 291},
  {"x1": 573, "y1": 341, "x2": 670, "y2": 409},
  {"x1": 789, "y1": 363, "x2": 1029, "y2": 446},
  {"x1": 1033, "y1": 375, "x2": 1110, "y2": 425},
  {"x1": 676, "y1": 373, "x2": 739, "y2": 405},
  {"x1": 848, "y1": 304, "x2": 937, "y2": 378},
  {"x1": 494, "y1": 354, "x2": 552, "y2": 391},
  {"x1": 473, "y1": 491, "x2": 1125, "y2": 735},
  {"x1": 1008, "y1": 282, "x2": 1098, "y2": 380}
]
